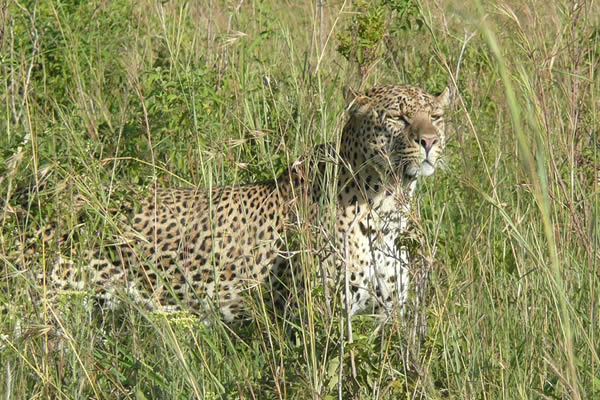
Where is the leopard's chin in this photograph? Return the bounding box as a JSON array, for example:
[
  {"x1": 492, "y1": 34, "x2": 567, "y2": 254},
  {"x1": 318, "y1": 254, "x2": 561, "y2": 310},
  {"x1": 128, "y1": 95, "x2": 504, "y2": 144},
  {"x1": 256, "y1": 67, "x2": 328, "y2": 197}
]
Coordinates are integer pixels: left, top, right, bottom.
[
  {"x1": 420, "y1": 160, "x2": 436, "y2": 176},
  {"x1": 404, "y1": 160, "x2": 436, "y2": 178}
]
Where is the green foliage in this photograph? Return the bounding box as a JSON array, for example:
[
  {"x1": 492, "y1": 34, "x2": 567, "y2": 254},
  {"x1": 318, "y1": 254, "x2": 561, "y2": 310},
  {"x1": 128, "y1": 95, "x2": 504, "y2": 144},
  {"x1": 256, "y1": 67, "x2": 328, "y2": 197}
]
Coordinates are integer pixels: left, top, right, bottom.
[
  {"x1": 337, "y1": 0, "x2": 386, "y2": 78},
  {"x1": 337, "y1": 0, "x2": 423, "y2": 81}
]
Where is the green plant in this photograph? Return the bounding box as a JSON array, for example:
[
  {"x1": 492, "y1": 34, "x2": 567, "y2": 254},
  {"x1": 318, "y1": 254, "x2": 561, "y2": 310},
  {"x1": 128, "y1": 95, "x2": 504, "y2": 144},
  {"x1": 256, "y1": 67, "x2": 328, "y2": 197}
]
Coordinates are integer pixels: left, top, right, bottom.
[{"x1": 337, "y1": 0, "x2": 423, "y2": 84}]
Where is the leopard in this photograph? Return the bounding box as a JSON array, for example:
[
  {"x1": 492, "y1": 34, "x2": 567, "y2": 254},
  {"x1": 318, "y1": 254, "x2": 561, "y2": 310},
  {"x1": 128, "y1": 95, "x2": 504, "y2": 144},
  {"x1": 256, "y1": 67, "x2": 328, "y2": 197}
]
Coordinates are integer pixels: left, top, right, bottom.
[{"x1": 26, "y1": 83, "x2": 452, "y2": 322}]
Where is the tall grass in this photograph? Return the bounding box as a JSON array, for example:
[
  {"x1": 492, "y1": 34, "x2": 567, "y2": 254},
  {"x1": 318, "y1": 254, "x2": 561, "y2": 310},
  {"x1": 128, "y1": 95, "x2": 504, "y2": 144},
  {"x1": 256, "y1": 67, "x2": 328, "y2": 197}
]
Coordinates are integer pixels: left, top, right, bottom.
[{"x1": 1, "y1": 0, "x2": 599, "y2": 398}]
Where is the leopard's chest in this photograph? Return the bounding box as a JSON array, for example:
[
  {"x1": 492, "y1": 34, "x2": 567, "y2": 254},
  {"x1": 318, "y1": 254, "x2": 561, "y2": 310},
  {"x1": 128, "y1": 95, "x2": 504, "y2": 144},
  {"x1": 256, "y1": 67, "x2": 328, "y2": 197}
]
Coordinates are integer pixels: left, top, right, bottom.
[
  {"x1": 339, "y1": 181, "x2": 416, "y2": 316},
  {"x1": 364, "y1": 182, "x2": 414, "y2": 249}
]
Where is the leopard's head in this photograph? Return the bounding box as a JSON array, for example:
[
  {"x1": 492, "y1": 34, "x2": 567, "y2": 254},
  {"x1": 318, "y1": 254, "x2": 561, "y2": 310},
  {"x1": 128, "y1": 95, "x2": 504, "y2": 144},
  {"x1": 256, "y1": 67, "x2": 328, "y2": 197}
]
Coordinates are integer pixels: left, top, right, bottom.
[{"x1": 343, "y1": 84, "x2": 452, "y2": 181}]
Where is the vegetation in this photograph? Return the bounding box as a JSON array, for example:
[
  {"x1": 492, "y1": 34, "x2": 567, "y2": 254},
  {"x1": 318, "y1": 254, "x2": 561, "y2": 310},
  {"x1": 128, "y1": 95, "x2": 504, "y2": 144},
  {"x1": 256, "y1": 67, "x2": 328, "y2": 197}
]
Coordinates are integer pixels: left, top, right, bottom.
[{"x1": 1, "y1": 0, "x2": 599, "y2": 398}]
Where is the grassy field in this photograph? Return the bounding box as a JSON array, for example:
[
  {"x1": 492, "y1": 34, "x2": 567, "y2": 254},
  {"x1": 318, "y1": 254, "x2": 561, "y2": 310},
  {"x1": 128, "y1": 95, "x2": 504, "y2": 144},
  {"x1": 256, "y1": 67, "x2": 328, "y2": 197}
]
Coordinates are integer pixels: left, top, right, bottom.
[{"x1": 1, "y1": 0, "x2": 599, "y2": 398}]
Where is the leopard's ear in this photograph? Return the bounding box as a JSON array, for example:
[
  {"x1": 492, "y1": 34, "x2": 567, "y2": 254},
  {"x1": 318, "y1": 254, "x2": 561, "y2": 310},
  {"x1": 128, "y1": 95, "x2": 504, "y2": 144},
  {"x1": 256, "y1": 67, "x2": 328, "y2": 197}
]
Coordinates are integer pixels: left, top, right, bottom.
[
  {"x1": 348, "y1": 95, "x2": 374, "y2": 117},
  {"x1": 435, "y1": 87, "x2": 452, "y2": 107},
  {"x1": 342, "y1": 85, "x2": 360, "y2": 106},
  {"x1": 344, "y1": 86, "x2": 374, "y2": 117}
]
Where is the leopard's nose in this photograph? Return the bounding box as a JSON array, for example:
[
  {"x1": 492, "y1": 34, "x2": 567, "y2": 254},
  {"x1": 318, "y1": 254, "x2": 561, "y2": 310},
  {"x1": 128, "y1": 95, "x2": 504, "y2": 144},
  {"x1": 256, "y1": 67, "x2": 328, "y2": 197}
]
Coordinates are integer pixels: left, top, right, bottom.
[{"x1": 415, "y1": 136, "x2": 439, "y2": 154}]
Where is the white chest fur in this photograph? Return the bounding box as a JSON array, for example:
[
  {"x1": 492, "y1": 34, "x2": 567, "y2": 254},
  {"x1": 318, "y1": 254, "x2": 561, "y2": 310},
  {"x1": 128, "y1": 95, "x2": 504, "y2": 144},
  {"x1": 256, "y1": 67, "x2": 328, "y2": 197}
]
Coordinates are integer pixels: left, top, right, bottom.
[{"x1": 346, "y1": 181, "x2": 416, "y2": 317}]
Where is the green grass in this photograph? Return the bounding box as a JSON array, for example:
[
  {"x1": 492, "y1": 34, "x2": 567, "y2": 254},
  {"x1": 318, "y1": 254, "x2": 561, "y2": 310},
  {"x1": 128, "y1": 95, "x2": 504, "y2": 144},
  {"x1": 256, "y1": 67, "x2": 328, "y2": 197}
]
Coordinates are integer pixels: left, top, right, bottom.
[{"x1": 1, "y1": 0, "x2": 599, "y2": 398}]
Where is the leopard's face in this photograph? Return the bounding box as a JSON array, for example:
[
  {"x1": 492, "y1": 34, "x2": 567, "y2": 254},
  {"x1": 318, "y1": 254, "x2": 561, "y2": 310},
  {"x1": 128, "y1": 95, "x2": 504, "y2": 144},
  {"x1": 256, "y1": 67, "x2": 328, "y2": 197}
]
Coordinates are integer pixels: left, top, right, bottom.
[{"x1": 346, "y1": 84, "x2": 452, "y2": 180}]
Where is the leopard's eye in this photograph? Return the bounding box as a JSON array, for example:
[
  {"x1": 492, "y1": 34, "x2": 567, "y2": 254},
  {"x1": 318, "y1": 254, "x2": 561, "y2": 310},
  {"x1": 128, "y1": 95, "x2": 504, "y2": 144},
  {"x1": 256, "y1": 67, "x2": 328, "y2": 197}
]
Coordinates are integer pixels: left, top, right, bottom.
[
  {"x1": 388, "y1": 114, "x2": 410, "y2": 125},
  {"x1": 431, "y1": 114, "x2": 442, "y2": 122}
]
